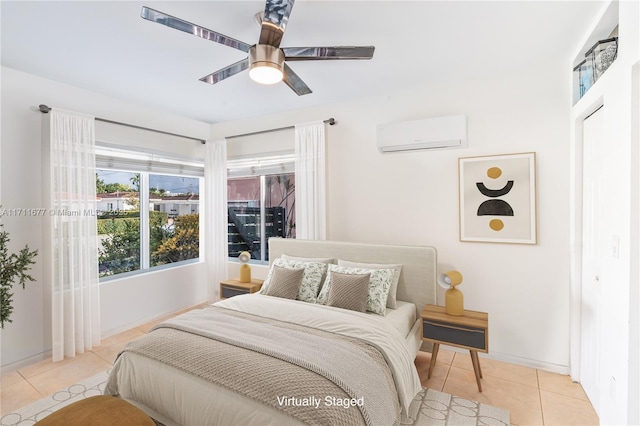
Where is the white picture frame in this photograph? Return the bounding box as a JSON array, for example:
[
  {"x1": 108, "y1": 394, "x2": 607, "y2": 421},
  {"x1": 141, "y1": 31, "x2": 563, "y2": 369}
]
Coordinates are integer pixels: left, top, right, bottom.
[{"x1": 459, "y1": 152, "x2": 537, "y2": 244}]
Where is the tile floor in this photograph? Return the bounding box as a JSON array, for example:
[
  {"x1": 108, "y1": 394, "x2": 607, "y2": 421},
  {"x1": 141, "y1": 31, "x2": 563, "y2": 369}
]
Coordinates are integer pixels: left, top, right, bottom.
[
  {"x1": 2, "y1": 304, "x2": 599, "y2": 425},
  {"x1": 415, "y1": 351, "x2": 599, "y2": 425}
]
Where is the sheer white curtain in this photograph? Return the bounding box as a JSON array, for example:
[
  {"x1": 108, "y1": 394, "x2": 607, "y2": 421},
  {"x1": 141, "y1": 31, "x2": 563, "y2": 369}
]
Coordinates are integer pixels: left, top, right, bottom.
[
  {"x1": 49, "y1": 109, "x2": 100, "y2": 361},
  {"x1": 205, "y1": 138, "x2": 229, "y2": 301},
  {"x1": 294, "y1": 121, "x2": 326, "y2": 240}
]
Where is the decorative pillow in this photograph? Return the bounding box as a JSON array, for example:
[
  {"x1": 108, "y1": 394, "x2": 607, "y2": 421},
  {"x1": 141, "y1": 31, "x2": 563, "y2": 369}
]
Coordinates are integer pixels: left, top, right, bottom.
[
  {"x1": 327, "y1": 272, "x2": 370, "y2": 313},
  {"x1": 317, "y1": 264, "x2": 395, "y2": 315},
  {"x1": 337, "y1": 260, "x2": 403, "y2": 309},
  {"x1": 259, "y1": 258, "x2": 328, "y2": 303},
  {"x1": 265, "y1": 265, "x2": 305, "y2": 300},
  {"x1": 282, "y1": 255, "x2": 334, "y2": 295}
]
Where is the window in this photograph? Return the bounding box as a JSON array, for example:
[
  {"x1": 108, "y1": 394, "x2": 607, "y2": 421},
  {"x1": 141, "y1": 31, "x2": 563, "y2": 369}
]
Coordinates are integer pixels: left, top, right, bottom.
[
  {"x1": 96, "y1": 171, "x2": 141, "y2": 277},
  {"x1": 149, "y1": 174, "x2": 200, "y2": 267},
  {"x1": 96, "y1": 145, "x2": 203, "y2": 279},
  {"x1": 227, "y1": 155, "x2": 295, "y2": 263}
]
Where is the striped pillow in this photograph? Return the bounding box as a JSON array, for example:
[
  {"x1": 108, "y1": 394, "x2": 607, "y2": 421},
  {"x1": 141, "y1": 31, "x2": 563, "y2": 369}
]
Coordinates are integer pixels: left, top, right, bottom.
[
  {"x1": 327, "y1": 272, "x2": 370, "y2": 313},
  {"x1": 264, "y1": 265, "x2": 305, "y2": 300}
]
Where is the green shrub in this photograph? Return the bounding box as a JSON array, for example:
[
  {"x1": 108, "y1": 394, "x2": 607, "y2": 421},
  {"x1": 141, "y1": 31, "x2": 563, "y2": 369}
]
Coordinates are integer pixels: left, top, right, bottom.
[
  {"x1": 0, "y1": 222, "x2": 38, "y2": 328},
  {"x1": 152, "y1": 214, "x2": 199, "y2": 266}
]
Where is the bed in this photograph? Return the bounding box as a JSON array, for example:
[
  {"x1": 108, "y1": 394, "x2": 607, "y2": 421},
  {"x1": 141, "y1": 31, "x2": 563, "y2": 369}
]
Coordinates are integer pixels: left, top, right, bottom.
[{"x1": 105, "y1": 239, "x2": 437, "y2": 426}]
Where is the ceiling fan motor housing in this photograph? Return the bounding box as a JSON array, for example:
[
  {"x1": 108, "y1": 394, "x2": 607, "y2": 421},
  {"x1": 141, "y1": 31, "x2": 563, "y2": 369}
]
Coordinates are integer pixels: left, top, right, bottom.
[{"x1": 249, "y1": 44, "x2": 285, "y2": 83}]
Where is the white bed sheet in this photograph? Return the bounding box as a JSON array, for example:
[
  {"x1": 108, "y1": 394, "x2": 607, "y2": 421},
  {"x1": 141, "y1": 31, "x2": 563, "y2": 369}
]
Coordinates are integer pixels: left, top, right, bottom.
[{"x1": 384, "y1": 300, "x2": 417, "y2": 337}]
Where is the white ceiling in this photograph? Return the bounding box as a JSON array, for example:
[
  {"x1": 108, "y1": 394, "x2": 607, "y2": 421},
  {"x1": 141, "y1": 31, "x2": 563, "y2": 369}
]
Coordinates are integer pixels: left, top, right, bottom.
[{"x1": 1, "y1": 1, "x2": 604, "y2": 124}]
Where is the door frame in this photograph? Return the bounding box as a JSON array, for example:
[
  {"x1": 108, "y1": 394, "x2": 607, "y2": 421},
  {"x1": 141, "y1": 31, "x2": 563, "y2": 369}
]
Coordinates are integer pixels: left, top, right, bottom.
[
  {"x1": 569, "y1": 97, "x2": 604, "y2": 382},
  {"x1": 578, "y1": 104, "x2": 606, "y2": 411}
]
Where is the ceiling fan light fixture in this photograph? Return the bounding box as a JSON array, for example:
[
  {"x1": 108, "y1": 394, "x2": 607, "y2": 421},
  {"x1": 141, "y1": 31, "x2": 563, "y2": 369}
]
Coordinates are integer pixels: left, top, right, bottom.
[
  {"x1": 249, "y1": 63, "x2": 283, "y2": 84},
  {"x1": 249, "y1": 44, "x2": 284, "y2": 85}
]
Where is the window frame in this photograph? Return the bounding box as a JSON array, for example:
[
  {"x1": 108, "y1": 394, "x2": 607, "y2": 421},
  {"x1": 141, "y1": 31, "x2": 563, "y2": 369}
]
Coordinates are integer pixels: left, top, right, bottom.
[
  {"x1": 96, "y1": 144, "x2": 204, "y2": 282},
  {"x1": 227, "y1": 154, "x2": 295, "y2": 265}
]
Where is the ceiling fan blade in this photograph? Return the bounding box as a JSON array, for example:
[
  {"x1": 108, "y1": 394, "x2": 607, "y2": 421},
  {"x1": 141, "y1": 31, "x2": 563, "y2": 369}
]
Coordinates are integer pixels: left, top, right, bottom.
[
  {"x1": 200, "y1": 58, "x2": 250, "y2": 85},
  {"x1": 141, "y1": 6, "x2": 251, "y2": 53},
  {"x1": 258, "y1": 0, "x2": 295, "y2": 48},
  {"x1": 282, "y1": 63, "x2": 312, "y2": 96},
  {"x1": 283, "y1": 46, "x2": 375, "y2": 61}
]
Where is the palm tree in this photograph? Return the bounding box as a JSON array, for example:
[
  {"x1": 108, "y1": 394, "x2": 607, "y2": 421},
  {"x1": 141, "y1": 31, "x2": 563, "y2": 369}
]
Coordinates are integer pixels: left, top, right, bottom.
[{"x1": 130, "y1": 174, "x2": 140, "y2": 192}]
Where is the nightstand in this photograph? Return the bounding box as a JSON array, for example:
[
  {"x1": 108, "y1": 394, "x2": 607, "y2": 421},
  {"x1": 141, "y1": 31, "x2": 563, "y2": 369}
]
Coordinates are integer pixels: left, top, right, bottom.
[
  {"x1": 421, "y1": 304, "x2": 488, "y2": 391},
  {"x1": 219, "y1": 279, "x2": 264, "y2": 300}
]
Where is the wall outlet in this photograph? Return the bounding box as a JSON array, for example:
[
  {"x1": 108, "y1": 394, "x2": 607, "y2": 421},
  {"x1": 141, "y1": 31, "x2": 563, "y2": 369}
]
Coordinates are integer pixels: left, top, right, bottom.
[{"x1": 612, "y1": 235, "x2": 620, "y2": 258}]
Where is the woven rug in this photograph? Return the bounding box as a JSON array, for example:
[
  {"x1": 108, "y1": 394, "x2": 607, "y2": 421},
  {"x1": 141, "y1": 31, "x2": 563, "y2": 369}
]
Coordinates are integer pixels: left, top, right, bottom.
[{"x1": 1, "y1": 371, "x2": 509, "y2": 426}]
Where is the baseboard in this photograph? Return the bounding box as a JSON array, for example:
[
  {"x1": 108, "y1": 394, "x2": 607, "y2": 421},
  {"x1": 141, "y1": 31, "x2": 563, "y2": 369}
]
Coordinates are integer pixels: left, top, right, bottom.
[
  {"x1": 1, "y1": 350, "x2": 52, "y2": 373},
  {"x1": 482, "y1": 351, "x2": 571, "y2": 375},
  {"x1": 424, "y1": 346, "x2": 571, "y2": 376}
]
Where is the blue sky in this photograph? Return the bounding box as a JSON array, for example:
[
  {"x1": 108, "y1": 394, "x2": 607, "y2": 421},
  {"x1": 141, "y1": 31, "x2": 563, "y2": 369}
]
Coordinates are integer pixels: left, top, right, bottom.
[{"x1": 97, "y1": 170, "x2": 199, "y2": 194}]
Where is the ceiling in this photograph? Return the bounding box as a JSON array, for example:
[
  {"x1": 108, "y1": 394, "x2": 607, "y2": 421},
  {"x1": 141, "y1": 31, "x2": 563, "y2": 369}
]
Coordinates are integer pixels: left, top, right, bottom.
[{"x1": 1, "y1": 1, "x2": 604, "y2": 124}]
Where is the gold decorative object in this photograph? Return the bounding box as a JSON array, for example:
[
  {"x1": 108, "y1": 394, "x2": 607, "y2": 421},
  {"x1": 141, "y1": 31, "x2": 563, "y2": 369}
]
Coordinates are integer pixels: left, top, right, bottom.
[
  {"x1": 238, "y1": 251, "x2": 251, "y2": 283},
  {"x1": 438, "y1": 270, "x2": 464, "y2": 316}
]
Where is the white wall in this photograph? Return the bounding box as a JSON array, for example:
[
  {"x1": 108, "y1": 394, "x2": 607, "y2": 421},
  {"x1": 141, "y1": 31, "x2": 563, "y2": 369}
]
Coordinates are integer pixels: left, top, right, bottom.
[
  {"x1": 212, "y1": 60, "x2": 574, "y2": 372},
  {"x1": 0, "y1": 67, "x2": 210, "y2": 368},
  {"x1": 100, "y1": 263, "x2": 206, "y2": 335}
]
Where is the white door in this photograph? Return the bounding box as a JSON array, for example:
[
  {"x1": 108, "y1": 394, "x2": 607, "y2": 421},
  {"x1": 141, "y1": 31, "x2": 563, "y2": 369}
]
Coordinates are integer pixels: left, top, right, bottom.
[{"x1": 580, "y1": 106, "x2": 605, "y2": 412}]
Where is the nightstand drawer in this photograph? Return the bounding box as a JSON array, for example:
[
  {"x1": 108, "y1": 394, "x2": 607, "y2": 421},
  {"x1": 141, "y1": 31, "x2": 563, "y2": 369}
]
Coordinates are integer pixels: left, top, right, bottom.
[
  {"x1": 423, "y1": 319, "x2": 487, "y2": 351},
  {"x1": 220, "y1": 285, "x2": 250, "y2": 299},
  {"x1": 219, "y1": 279, "x2": 263, "y2": 300}
]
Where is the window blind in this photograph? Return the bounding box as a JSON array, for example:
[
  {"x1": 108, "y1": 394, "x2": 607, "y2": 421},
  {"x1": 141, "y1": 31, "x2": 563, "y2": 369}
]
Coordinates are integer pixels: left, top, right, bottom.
[
  {"x1": 227, "y1": 153, "x2": 295, "y2": 178},
  {"x1": 95, "y1": 142, "x2": 204, "y2": 177}
]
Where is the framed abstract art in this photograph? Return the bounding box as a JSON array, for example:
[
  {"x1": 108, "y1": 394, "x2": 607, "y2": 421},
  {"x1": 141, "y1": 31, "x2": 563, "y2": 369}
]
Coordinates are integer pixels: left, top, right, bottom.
[{"x1": 459, "y1": 152, "x2": 537, "y2": 244}]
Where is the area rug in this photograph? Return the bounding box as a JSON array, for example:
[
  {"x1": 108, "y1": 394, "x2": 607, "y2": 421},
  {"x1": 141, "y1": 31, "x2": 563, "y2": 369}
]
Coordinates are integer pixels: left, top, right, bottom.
[
  {"x1": 2, "y1": 371, "x2": 509, "y2": 426},
  {"x1": 1, "y1": 370, "x2": 110, "y2": 426},
  {"x1": 403, "y1": 388, "x2": 510, "y2": 426}
]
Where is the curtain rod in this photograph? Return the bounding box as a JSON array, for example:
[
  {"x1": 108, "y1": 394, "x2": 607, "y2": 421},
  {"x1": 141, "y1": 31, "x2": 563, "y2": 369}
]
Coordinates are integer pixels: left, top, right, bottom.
[
  {"x1": 39, "y1": 105, "x2": 335, "y2": 145},
  {"x1": 221, "y1": 118, "x2": 336, "y2": 144},
  {"x1": 38, "y1": 104, "x2": 206, "y2": 144}
]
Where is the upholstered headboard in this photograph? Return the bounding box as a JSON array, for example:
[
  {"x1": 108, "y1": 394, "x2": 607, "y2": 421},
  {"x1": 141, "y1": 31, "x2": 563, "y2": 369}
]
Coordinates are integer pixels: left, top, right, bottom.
[{"x1": 269, "y1": 238, "x2": 437, "y2": 316}]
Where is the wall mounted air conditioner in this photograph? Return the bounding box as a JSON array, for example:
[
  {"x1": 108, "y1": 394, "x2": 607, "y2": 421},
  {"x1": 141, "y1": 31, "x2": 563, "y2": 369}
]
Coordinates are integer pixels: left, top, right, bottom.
[{"x1": 376, "y1": 114, "x2": 468, "y2": 153}]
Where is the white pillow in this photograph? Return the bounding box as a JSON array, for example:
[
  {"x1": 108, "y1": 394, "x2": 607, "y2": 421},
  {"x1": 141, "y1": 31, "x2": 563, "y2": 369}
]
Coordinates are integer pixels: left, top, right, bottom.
[
  {"x1": 260, "y1": 258, "x2": 328, "y2": 303},
  {"x1": 337, "y1": 260, "x2": 402, "y2": 309},
  {"x1": 281, "y1": 254, "x2": 335, "y2": 264},
  {"x1": 317, "y1": 264, "x2": 395, "y2": 315}
]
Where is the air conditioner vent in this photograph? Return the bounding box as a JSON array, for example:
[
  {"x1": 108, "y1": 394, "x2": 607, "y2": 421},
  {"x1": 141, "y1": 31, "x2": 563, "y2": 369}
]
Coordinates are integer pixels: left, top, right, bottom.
[{"x1": 376, "y1": 115, "x2": 468, "y2": 153}]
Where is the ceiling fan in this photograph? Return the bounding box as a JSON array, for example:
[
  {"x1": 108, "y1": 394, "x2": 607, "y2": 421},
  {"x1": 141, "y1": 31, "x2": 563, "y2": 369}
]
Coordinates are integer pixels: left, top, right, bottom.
[{"x1": 140, "y1": 0, "x2": 375, "y2": 96}]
